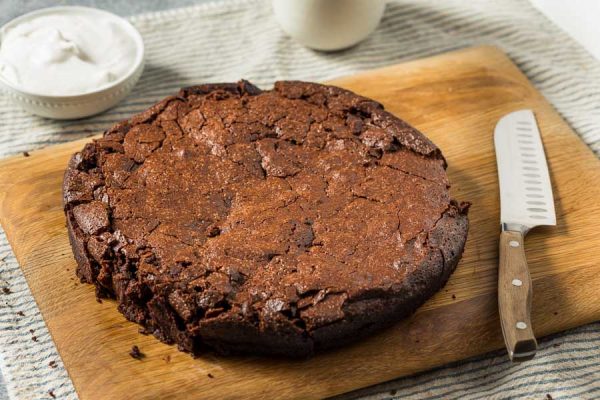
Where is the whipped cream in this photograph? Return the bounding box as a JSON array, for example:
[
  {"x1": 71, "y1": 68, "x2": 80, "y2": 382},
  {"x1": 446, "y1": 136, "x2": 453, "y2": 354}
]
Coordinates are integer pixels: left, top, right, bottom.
[{"x1": 0, "y1": 8, "x2": 139, "y2": 96}]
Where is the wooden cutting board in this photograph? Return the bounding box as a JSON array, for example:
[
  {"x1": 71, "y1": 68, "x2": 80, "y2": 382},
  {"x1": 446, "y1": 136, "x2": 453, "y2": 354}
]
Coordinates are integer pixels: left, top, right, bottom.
[{"x1": 1, "y1": 46, "x2": 600, "y2": 400}]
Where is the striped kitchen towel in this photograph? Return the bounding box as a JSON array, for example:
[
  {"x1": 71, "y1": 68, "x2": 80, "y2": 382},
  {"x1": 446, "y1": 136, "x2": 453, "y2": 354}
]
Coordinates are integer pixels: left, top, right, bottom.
[{"x1": 0, "y1": 0, "x2": 599, "y2": 399}]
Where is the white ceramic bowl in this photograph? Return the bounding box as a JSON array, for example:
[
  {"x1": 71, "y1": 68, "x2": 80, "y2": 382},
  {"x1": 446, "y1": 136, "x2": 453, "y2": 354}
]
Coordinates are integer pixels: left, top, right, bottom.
[
  {"x1": 0, "y1": 6, "x2": 145, "y2": 120},
  {"x1": 272, "y1": 0, "x2": 386, "y2": 51}
]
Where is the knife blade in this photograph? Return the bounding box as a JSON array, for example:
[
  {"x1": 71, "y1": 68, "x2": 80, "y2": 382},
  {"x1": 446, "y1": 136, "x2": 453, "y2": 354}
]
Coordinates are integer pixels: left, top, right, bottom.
[{"x1": 493, "y1": 109, "x2": 556, "y2": 362}]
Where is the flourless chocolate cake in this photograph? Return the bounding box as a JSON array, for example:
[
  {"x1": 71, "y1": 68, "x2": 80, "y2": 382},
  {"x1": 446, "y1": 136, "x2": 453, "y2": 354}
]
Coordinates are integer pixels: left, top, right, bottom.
[{"x1": 63, "y1": 80, "x2": 469, "y2": 357}]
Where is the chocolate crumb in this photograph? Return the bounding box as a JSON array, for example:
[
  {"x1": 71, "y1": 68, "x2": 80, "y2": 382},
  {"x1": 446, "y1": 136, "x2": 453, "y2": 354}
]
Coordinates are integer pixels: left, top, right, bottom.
[
  {"x1": 451, "y1": 294, "x2": 456, "y2": 299},
  {"x1": 546, "y1": 395, "x2": 553, "y2": 400},
  {"x1": 29, "y1": 329, "x2": 34, "y2": 334},
  {"x1": 129, "y1": 345, "x2": 144, "y2": 360},
  {"x1": 16, "y1": 311, "x2": 25, "y2": 317},
  {"x1": 49, "y1": 361, "x2": 57, "y2": 368},
  {"x1": 48, "y1": 390, "x2": 56, "y2": 399},
  {"x1": 553, "y1": 311, "x2": 558, "y2": 316},
  {"x1": 23, "y1": 151, "x2": 30, "y2": 157},
  {"x1": 390, "y1": 389, "x2": 398, "y2": 396},
  {"x1": 553, "y1": 343, "x2": 561, "y2": 348},
  {"x1": 207, "y1": 373, "x2": 214, "y2": 378},
  {"x1": 163, "y1": 355, "x2": 171, "y2": 363},
  {"x1": 2, "y1": 287, "x2": 11, "y2": 294},
  {"x1": 32, "y1": 336, "x2": 38, "y2": 342}
]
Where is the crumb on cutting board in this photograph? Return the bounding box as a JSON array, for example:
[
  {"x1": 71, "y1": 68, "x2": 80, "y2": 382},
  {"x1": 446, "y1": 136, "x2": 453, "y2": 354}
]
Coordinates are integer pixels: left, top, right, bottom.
[{"x1": 129, "y1": 345, "x2": 144, "y2": 360}]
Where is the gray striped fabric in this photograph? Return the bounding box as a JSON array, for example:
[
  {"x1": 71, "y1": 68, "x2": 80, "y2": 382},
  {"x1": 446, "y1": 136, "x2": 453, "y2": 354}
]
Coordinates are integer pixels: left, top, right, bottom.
[{"x1": 0, "y1": 0, "x2": 599, "y2": 399}]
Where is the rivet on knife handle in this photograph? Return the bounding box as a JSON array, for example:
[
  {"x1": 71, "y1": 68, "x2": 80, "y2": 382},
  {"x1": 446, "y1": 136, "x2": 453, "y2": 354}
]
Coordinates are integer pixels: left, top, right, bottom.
[{"x1": 498, "y1": 229, "x2": 537, "y2": 362}]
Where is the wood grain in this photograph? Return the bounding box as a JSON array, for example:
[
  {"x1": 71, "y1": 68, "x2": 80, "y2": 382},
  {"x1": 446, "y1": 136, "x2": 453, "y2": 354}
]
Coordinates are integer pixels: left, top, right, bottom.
[{"x1": 1, "y1": 46, "x2": 600, "y2": 400}]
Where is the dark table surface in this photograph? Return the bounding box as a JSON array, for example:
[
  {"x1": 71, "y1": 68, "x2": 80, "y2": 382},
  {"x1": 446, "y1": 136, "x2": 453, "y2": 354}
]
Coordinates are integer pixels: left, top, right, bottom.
[{"x1": 0, "y1": 0, "x2": 216, "y2": 26}]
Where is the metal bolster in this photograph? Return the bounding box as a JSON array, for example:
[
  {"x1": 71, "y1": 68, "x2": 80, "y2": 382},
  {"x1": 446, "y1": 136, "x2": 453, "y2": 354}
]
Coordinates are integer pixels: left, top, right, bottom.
[{"x1": 501, "y1": 223, "x2": 530, "y2": 236}]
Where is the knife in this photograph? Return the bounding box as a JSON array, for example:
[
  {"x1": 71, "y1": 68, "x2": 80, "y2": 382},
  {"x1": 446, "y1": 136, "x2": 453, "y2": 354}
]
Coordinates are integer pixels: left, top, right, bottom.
[{"x1": 494, "y1": 109, "x2": 556, "y2": 362}]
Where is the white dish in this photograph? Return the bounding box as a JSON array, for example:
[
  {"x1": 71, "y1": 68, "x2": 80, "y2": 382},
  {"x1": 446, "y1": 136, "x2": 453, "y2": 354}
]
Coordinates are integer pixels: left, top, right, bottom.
[{"x1": 0, "y1": 6, "x2": 145, "y2": 120}]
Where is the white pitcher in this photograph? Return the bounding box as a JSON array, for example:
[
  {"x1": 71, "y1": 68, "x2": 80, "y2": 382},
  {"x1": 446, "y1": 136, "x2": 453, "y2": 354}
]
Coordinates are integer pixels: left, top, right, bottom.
[{"x1": 272, "y1": 0, "x2": 386, "y2": 51}]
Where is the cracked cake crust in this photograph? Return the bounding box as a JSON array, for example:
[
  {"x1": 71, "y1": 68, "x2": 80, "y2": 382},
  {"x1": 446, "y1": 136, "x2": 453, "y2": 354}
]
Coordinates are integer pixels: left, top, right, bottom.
[{"x1": 63, "y1": 80, "x2": 469, "y2": 357}]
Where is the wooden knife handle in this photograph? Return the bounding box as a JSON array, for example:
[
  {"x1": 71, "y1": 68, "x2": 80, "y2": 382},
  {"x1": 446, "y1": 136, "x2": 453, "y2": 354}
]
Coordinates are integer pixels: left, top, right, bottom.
[{"x1": 498, "y1": 230, "x2": 537, "y2": 362}]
